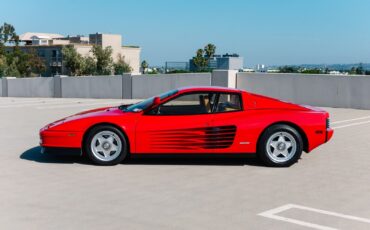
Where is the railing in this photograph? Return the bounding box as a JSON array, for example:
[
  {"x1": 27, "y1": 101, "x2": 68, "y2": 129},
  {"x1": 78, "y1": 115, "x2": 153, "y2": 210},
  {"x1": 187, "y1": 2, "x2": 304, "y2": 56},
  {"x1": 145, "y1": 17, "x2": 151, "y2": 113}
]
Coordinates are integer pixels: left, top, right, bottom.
[{"x1": 50, "y1": 57, "x2": 62, "y2": 67}]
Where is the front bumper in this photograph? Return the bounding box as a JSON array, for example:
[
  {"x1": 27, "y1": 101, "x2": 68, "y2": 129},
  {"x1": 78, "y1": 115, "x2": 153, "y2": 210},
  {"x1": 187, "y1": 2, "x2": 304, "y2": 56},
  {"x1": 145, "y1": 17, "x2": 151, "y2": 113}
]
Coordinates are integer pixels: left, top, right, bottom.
[{"x1": 40, "y1": 130, "x2": 83, "y2": 148}]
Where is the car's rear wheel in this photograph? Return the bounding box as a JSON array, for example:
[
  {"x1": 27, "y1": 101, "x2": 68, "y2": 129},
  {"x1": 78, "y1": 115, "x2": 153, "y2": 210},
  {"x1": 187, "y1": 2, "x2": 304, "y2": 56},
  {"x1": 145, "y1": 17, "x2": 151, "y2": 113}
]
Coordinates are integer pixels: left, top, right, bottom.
[
  {"x1": 84, "y1": 125, "x2": 128, "y2": 165},
  {"x1": 258, "y1": 124, "x2": 303, "y2": 167}
]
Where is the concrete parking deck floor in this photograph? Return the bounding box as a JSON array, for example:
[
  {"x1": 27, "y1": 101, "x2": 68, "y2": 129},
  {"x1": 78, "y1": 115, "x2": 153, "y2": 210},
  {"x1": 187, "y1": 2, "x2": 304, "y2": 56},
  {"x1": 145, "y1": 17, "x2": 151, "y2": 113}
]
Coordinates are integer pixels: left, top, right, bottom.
[{"x1": 1, "y1": 98, "x2": 370, "y2": 230}]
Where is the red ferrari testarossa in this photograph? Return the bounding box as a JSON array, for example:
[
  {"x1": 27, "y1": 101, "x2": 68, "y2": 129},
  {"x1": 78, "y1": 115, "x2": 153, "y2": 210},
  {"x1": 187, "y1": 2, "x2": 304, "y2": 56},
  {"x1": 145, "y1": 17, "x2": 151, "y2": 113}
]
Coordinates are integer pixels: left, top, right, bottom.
[{"x1": 40, "y1": 86, "x2": 333, "y2": 167}]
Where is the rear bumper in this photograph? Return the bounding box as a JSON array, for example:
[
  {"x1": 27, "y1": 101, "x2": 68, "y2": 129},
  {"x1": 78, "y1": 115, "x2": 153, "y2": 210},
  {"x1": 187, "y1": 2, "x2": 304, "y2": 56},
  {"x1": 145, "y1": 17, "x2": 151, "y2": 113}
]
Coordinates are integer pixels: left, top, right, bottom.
[{"x1": 326, "y1": 128, "x2": 334, "y2": 142}]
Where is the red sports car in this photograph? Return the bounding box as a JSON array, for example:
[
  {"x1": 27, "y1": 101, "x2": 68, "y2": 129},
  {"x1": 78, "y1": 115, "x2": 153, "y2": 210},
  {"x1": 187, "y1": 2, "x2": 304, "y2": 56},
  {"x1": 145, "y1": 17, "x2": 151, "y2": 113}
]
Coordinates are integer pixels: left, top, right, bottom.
[{"x1": 40, "y1": 86, "x2": 333, "y2": 167}]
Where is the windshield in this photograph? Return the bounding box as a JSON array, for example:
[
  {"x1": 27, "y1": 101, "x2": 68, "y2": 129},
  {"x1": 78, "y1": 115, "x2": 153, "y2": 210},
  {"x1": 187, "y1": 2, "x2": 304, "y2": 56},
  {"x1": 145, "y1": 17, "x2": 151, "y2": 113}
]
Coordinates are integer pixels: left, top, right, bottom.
[{"x1": 123, "y1": 89, "x2": 178, "y2": 112}]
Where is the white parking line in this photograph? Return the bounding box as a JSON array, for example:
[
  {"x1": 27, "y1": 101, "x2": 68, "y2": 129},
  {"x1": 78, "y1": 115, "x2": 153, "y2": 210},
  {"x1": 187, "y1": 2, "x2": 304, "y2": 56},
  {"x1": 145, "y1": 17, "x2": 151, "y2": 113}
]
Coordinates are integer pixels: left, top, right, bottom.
[
  {"x1": 0, "y1": 100, "x2": 88, "y2": 108},
  {"x1": 0, "y1": 100, "x2": 63, "y2": 106},
  {"x1": 333, "y1": 120, "x2": 370, "y2": 129},
  {"x1": 258, "y1": 204, "x2": 370, "y2": 230},
  {"x1": 0, "y1": 100, "x2": 111, "y2": 108},
  {"x1": 332, "y1": 115, "x2": 370, "y2": 124},
  {"x1": 37, "y1": 101, "x2": 123, "y2": 109},
  {"x1": 0, "y1": 98, "x2": 54, "y2": 102}
]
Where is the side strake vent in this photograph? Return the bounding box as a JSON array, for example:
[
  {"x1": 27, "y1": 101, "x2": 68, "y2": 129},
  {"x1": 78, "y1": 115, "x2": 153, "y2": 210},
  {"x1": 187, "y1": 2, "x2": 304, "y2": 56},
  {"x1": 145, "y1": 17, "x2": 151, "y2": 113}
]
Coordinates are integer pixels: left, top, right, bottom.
[{"x1": 149, "y1": 125, "x2": 237, "y2": 150}]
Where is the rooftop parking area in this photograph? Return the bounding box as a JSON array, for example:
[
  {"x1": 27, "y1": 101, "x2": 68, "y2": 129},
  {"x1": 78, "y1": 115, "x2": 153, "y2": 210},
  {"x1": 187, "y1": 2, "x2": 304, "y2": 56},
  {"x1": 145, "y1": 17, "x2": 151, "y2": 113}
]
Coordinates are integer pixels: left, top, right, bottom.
[{"x1": 1, "y1": 97, "x2": 370, "y2": 229}]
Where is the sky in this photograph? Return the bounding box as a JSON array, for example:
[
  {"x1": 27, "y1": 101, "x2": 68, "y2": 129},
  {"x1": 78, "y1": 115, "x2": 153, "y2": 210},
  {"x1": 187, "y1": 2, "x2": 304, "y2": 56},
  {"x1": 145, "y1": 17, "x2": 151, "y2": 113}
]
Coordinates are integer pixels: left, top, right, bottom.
[{"x1": 1, "y1": 0, "x2": 370, "y2": 67}]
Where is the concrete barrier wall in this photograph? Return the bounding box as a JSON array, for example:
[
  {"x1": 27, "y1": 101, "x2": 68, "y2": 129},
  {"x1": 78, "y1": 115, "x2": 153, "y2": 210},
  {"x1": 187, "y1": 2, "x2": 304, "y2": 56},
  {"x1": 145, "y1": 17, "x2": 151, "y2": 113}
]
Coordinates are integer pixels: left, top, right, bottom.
[
  {"x1": 7, "y1": 77, "x2": 54, "y2": 97},
  {"x1": 2, "y1": 72, "x2": 370, "y2": 110},
  {"x1": 1, "y1": 73, "x2": 213, "y2": 99},
  {"x1": 211, "y1": 70, "x2": 237, "y2": 88},
  {"x1": 237, "y1": 73, "x2": 370, "y2": 109},
  {"x1": 61, "y1": 75, "x2": 123, "y2": 99},
  {"x1": 132, "y1": 73, "x2": 211, "y2": 98}
]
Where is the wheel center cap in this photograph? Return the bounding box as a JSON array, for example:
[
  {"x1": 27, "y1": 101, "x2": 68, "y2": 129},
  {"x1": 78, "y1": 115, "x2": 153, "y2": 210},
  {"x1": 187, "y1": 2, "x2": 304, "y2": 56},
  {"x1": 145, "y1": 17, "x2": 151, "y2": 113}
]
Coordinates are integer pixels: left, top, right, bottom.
[
  {"x1": 102, "y1": 142, "x2": 111, "y2": 150},
  {"x1": 277, "y1": 142, "x2": 286, "y2": 151}
]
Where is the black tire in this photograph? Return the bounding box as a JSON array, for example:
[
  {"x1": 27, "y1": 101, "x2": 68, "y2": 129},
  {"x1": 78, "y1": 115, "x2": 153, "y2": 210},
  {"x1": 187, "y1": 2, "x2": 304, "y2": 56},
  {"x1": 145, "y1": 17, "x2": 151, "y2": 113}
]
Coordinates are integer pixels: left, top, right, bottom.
[
  {"x1": 257, "y1": 124, "x2": 303, "y2": 167},
  {"x1": 84, "y1": 125, "x2": 128, "y2": 166}
]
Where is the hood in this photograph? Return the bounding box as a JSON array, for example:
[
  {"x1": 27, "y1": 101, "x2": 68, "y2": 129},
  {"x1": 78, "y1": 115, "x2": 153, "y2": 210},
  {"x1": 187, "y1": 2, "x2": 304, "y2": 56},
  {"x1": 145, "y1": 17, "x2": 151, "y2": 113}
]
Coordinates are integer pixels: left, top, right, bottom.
[
  {"x1": 71, "y1": 106, "x2": 123, "y2": 118},
  {"x1": 247, "y1": 93, "x2": 311, "y2": 111},
  {"x1": 44, "y1": 106, "x2": 125, "y2": 130},
  {"x1": 74, "y1": 106, "x2": 111, "y2": 115}
]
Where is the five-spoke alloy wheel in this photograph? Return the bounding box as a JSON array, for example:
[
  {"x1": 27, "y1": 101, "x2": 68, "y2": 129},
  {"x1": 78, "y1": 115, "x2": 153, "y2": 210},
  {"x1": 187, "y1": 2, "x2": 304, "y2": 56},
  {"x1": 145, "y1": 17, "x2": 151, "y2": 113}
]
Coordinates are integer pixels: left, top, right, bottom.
[
  {"x1": 258, "y1": 124, "x2": 303, "y2": 167},
  {"x1": 85, "y1": 125, "x2": 128, "y2": 165}
]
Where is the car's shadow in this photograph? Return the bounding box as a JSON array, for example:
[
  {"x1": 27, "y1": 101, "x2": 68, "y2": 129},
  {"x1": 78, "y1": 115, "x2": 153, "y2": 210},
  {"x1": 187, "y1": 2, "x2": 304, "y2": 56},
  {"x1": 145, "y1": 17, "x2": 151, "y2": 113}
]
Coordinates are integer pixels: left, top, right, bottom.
[
  {"x1": 20, "y1": 146, "x2": 264, "y2": 167},
  {"x1": 20, "y1": 146, "x2": 90, "y2": 164}
]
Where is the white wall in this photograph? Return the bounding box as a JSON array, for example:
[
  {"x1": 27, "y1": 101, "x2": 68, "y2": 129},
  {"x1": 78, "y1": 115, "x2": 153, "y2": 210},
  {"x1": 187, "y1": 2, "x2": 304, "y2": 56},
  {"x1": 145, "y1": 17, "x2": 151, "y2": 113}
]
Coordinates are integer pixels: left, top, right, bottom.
[
  {"x1": 7, "y1": 77, "x2": 54, "y2": 97},
  {"x1": 3, "y1": 72, "x2": 370, "y2": 110},
  {"x1": 61, "y1": 75, "x2": 123, "y2": 99},
  {"x1": 132, "y1": 73, "x2": 211, "y2": 98},
  {"x1": 212, "y1": 70, "x2": 237, "y2": 88},
  {"x1": 237, "y1": 72, "x2": 370, "y2": 109},
  {"x1": 0, "y1": 79, "x2": 2, "y2": 96}
]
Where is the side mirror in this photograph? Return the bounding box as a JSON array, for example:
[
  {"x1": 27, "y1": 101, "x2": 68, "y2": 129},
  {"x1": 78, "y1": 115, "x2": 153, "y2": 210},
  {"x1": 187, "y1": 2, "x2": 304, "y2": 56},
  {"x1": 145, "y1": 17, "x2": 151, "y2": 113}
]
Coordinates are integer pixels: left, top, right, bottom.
[{"x1": 153, "y1": 96, "x2": 161, "y2": 106}]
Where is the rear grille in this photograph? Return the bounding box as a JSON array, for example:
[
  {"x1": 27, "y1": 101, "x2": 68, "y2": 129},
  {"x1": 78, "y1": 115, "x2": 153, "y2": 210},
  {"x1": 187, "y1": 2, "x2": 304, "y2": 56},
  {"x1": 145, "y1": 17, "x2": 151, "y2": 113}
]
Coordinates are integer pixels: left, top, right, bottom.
[{"x1": 326, "y1": 118, "x2": 330, "y2": 129}]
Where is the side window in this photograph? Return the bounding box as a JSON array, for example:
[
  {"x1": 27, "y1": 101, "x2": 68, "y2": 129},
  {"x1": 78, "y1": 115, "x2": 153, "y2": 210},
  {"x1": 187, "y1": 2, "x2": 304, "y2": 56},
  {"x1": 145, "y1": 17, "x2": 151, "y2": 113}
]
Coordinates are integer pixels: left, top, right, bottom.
[
  {"x1": 215, "y1": 93, "x2": 242, "y2": 113},
  {"x1": 149, "y1": 92, "x2": 216, "y2": 115}
]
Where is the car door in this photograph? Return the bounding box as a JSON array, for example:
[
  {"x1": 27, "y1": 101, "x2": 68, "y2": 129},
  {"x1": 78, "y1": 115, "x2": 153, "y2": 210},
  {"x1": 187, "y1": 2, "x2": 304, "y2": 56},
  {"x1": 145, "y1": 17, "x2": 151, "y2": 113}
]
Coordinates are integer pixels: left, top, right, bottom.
[
  {"x1": 208, "y1": 92, "x2": 250, "y2": 153},
  {"x1": 135, "y1": 92, "x2": 217, "y2": 154}
]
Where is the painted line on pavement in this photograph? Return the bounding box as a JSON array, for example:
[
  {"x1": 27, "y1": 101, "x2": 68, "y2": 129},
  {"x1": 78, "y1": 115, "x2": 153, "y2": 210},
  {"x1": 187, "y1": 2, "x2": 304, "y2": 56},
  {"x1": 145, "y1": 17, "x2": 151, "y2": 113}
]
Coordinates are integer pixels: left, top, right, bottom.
[
  {"x1": 258, "y1": 204, "x2": 370, "y2": 230},
  {"x1": 37, "y1": 101, "x2": 123, "y2": 109},
  {"x1": 0, "y1": 100, "x2": 109, "y2": 108},
  {"x1": 0, "y1": 100, "x2": 63, "y2": 106},
  {"x1": 332, "y1": 115, "x2": 370, "y2": 124},
  {"x1": 333, "y1": 120, "x2": 370, "y2": 129}
]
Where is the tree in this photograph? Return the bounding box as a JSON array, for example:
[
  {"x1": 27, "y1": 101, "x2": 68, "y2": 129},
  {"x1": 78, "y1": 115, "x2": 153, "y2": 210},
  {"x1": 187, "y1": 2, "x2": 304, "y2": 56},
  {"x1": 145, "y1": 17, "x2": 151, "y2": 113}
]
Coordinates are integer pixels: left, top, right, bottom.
[
  {"x1": 28, "y1": 55, "x2": 46, "y2": 76},
  {"x1": 81, "y1": 56, "x2": 96, "y2": 75},
  {"x1": 0, "y1": 22, "x2": 19, "y2": 76},
  {"x1": 0, "y1": 23, "x2": 18, "y2": 44},
  {"x1": 114, "y1": 54, "x2": 132, "y2": 74},
  {"x1": 62, "y1": 45, "x2": 84, "y2": 76},
  {"x1": 356, "y1": 63, "x2": 364, "y2": 75},
  {"x1": 0, "y1": 22, "x2": 19, "y2": 55},
  {"x1": 63, "y1": 45, "x2": 124, "y2": 76},
  {"x1": 278, "y1": 65, "x2": 299, "y2": 73},
  {"x1": 192, "y1": 49, "x2": 208, "y2": 71},
  {"x1": 204, "y1": 43, "x2": 216, "y2": 59},
  {"x1": 92, "y1": 45, "x2": 113, "y2": 75},
  {"x1": 141, "y1": 60, "x2": 148, "y2": 74},
  {"x1": 21, "y1": 49, "x2": 46, "y2": 77},
  {"x1": 301, "y1": 68, "x2": 322, "y2": 74},
  {"x1": 0, "y1": 23, "x2": 46, "y2": 77},
  {"x1": 0, "y1": 55, "x2": 7, "y2": 77},
  {"x1": 4, "y1": 48, "x2": 46, "y2": 77},
  {"x1": 349, "y1": 67, "x2": 356, "y2": 75},
  {"x1": 6, "y1": 59, "x2": 21, "y2": 77}
]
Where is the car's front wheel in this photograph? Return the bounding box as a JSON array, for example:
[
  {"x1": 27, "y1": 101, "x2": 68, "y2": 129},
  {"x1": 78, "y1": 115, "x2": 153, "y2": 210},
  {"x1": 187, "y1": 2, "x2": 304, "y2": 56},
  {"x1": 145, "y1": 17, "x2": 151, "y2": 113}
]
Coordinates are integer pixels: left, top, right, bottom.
[
  {"x1": 84, "y1": 125, "x2": 128, "y2": 165},
  {"x1": 258, "y1": 124, "x2": 303, "y2": 167}
]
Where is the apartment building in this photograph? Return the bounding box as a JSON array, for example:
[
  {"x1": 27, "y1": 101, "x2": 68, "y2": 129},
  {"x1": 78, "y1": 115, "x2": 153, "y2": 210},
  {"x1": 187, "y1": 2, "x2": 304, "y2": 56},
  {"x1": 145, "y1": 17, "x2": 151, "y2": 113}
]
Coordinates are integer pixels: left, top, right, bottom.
[{"x1": 5, "y1": 32, "x2": 141, "y2": 76}]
